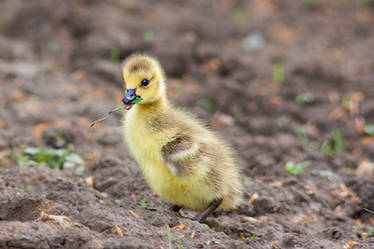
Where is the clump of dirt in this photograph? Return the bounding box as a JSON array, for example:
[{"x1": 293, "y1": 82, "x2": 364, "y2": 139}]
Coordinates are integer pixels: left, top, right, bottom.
[{"x1": 1, "y1": 0, "x2": 374, "y2": 248}]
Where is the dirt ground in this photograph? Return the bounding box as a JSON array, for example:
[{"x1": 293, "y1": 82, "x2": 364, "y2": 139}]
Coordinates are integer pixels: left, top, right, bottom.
[{"x1": 1, "y1": 0, "x2": 374, "y2": 248}]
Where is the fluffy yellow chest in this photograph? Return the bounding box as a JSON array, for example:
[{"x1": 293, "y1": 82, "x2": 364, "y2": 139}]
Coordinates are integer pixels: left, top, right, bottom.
[
  {"x1": 122, "y1": 107, "x2": 214, "y2": 211},
  {"x1": 123, "y1": 108, "x2": 178, "y2": 197}
]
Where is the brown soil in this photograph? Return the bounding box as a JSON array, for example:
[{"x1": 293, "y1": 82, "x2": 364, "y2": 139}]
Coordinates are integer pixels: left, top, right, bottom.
[{"x1": 1, "y1": 0, "x2": 374, "y2": 248}]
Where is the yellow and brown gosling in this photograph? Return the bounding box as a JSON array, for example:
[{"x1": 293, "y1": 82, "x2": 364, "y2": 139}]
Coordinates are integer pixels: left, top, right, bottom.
[{"x1": 121, "y1": 54, "x2": 243, "y2": 222}]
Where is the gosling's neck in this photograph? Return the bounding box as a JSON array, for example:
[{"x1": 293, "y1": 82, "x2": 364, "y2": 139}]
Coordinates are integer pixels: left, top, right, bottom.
[{"x1": 135, "y1": 96, "x2": 170, "y2": 115}]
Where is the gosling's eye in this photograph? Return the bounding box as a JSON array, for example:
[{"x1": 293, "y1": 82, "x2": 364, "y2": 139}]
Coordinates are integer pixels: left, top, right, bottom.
[{"x1": 141, "y1": 79, "x2": 149, "y2": 86}]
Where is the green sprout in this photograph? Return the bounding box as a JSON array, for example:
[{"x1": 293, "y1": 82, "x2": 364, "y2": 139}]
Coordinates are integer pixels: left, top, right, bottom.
[
  {"x1": 141, "y1": 198, "x2": 147, "y2": 208},
  {"x1": 110, "y1": 47, "x2": 120, "y2": 62},
  {"x1": 284, "y1": 161, "x2": 311, "y2": 176},
  {"x1": 320, "y1": 129, "x2": 344, "y2": 157},
  {"x1": 20, "y1": 185, "x2": 32, "y2": 193},
  {"x1": 143, "y1": 30, "x2": 155, "y2": 41},
  {"x1": 295, "y1": 93, "x2": 314, "y2": 104},
  {"x1": 341, "y1": 95, "x2": 351, "y2": 110},
  {"x1": 232, "y1": 7, "x2": 249, "y2": 24},
  {"x1": 273, "y1": 63, "x2": 285, "y2": 84}
]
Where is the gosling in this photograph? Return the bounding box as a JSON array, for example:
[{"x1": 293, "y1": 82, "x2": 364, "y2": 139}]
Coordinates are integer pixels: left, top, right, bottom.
[{"x1": 121, "y1": 54, "x2": 243, "y2": 222}]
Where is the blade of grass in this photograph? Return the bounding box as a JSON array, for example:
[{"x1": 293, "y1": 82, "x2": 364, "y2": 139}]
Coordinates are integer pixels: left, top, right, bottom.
[
  {"x1": 273, "y1": 63, "x2": 285, "y2": 84},
  {"x1": 167, "y1": 225, "x2": 172, "y2": 249},
  {"x1": 332, "y1": 129, "x2": 343, "y2": 153},
  {"x1": 110, "y1": 47, "x2": 120, "y2": 62},
  {"x1": 141, "y1": 198, "x2": 147, "y2": 208},
  {"x1": 175, "y1": 232, "x2": 184, "y2": 249}
]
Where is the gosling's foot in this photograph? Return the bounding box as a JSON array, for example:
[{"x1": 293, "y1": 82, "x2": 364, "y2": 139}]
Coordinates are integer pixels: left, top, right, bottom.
[
  {"x1": 195, "y1": 199, "x2": 223, "y2": 223},
  {"x1": 169, "y1": 204, "x2": 181, "y2": 212},
  {"x1": 169, "y1": 205, "x2": 196, "y2": 219}
]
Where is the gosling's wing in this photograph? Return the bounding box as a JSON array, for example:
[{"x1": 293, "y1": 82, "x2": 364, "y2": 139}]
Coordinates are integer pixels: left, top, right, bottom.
[{"x1": 161, "y1": 134, "x2": 200, "y2": 177}]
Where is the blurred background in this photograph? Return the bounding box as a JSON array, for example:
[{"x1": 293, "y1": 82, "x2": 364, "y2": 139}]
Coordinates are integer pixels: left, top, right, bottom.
[{"x1": 1, "y1": 0, "x2": 374, "y2": 248}]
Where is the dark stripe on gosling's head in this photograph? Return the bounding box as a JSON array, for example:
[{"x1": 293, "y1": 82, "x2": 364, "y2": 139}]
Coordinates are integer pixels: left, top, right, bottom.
[{"x1": 128, "y1": 58, "x2": 152, "y2": 73}]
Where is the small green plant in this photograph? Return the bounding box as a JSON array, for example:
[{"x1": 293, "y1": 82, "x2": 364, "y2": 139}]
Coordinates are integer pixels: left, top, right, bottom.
[
  {"x1": 284, "y1": 161, "x2": 311, "y2": 176},
  {"x1": 143, "y1": 30, "x2": 155, "y2": 41},
  {"x1": 110, "y1": 47, "x2": 120, "y2": 62},
  {"x1": 333, "y1": 129, "x2": 344, "y2": 152},
  {"x1": 141, "y1": 198, "x2": 147, "y2": 208},
  {"x1": 341, "y1": 95, "x2": 351, "y2": 110},
  {"x1": 295, "y1": 93, "x2": 314, "y2": 104},
  {"x1": 17, "y1": 147, "x2": 84, "y2": 175},
  {"x1": 105, "y1": 202, "x2": 113, "y2": 207},
  {"x1": 320, "y1": 129, "x2": 344, "y2": 157},
  {"x1": 20, "y1": 185, "x2": 32, "y2": 192},
  {"x1": 364, "y1": 124, "x2": 374, "y2": 136},
  {"x1": 197, "y1": 99, "x2": 216, "y2": 113},
  {"x1": 295, "y1": 125, "x2": 310, "y2": 147},
  {"x1": 320, "y1": 142, "x2": 333, "y2": 157},
  {"x1": 232, "y1": 7, "x2": 249, "y2": 24},
  {"x1": 273, "y1": 63, "x2": 285, "y2": 84},
  {"x1": 250, "y1": 234, "x2": 255, "y2": 240}
]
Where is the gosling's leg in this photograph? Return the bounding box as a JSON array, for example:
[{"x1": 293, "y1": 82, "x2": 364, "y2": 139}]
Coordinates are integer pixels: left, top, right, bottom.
[
  {"x1": 170, "y1": 204, "x2": 181, "y2": 212},
  {"x1": 195, "y1": 199, "x2": 223, "y2": 223}
]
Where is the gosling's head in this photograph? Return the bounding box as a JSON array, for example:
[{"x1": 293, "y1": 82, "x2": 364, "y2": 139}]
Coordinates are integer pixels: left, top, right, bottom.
[{"x1": 121, "y1": 54, "x2": 166, "y2": 110}]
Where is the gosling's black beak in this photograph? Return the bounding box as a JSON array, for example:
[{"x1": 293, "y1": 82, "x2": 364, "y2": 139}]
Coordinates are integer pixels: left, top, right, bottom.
[{"x1": 122, "y1": 89, "x2": 137, "y2": 104}]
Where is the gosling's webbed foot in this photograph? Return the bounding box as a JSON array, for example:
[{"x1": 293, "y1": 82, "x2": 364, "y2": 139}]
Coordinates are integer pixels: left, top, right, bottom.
[
  {"x1": 170, "y1": 204, "x2": 192, "y2": 219},
  {"x1": 195, "y1": 199, "x2": 223, "y2": 223}
]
